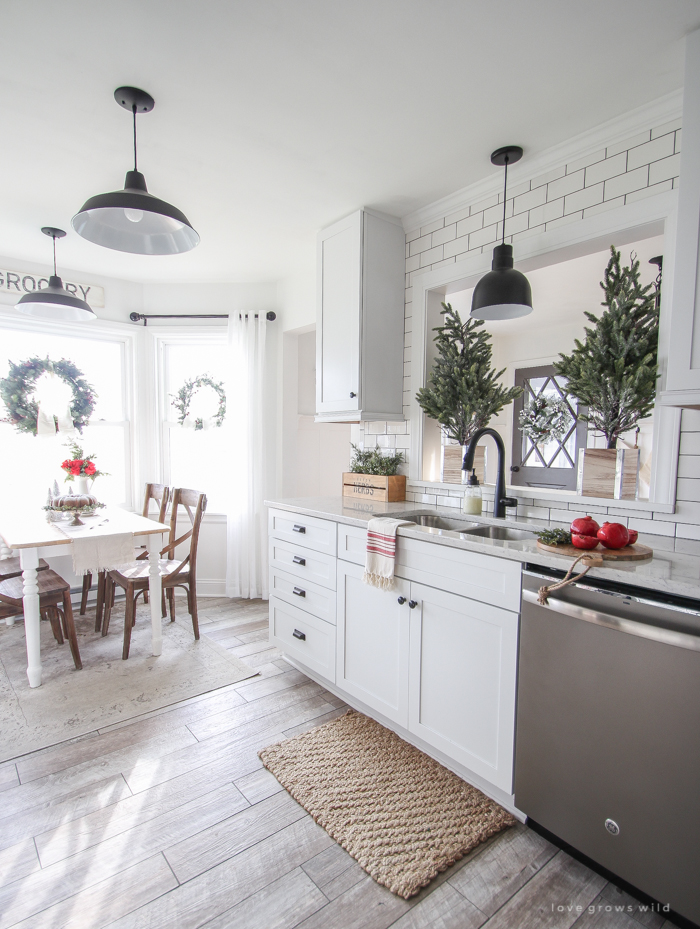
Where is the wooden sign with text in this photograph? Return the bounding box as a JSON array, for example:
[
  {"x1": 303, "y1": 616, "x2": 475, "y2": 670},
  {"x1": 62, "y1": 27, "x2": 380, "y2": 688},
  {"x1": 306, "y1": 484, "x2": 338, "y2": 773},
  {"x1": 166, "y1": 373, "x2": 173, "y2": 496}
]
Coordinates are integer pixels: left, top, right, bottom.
[
  {"x1": 0, "y1": 269, "x2": 105, "y2": 307},
  {"x1": 342, "y1": 473, "x2": 406, "y2": 502}
]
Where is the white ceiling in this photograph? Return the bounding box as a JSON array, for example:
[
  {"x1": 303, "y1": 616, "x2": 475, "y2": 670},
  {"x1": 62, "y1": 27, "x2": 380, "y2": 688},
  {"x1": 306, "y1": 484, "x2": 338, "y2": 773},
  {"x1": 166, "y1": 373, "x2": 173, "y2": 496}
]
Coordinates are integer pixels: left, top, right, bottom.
[{"x1": 0, "y1": 1, "x2": 697, "y2": 285}]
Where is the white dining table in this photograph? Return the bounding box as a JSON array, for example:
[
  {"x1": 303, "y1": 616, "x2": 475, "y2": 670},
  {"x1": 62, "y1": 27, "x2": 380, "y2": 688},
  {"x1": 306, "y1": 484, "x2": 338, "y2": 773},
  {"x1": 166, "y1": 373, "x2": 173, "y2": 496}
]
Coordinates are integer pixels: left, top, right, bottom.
[{"x1": 0, "y1": 508, "x2": 169, "y2": 687}]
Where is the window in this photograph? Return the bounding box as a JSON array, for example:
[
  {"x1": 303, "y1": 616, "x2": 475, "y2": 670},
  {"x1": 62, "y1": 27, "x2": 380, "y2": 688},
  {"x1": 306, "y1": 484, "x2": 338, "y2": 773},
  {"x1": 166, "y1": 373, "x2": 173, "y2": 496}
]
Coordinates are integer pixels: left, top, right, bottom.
[
  {"x1": 0, "y1": 319, "x2": 131, "y2": 508},
  {"x1": 158, "y1": 333, "x2": 229, "y2": 513},
  {"x1": 510, "y1": 365, "x2": 587, "y2": 491}
]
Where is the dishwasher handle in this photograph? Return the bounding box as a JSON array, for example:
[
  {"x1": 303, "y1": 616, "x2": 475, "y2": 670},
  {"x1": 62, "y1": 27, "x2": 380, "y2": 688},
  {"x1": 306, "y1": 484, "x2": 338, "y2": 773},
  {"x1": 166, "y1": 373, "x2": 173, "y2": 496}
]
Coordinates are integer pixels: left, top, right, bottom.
[{"x1": 522, "y1": 587, "x2": 700, "y2": 652}]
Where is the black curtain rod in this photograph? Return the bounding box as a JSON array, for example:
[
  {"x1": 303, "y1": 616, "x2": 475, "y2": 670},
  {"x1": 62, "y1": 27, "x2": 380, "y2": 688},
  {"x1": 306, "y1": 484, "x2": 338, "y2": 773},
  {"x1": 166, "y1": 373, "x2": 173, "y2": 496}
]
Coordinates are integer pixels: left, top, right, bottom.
[{"x1": 129, "y1": 311, "x2": 276, "y2": 327}]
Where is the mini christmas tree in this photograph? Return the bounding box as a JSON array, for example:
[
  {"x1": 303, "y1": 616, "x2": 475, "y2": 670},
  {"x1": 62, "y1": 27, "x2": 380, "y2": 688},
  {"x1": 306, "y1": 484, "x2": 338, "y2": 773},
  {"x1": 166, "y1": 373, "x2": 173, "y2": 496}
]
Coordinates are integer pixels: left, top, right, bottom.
[
  {"x1": 416, "y1": 303, "x2": 521, "y2": 445},
  {"x1": 555, "y1": 246, "x2": 659, "y2": 449}
]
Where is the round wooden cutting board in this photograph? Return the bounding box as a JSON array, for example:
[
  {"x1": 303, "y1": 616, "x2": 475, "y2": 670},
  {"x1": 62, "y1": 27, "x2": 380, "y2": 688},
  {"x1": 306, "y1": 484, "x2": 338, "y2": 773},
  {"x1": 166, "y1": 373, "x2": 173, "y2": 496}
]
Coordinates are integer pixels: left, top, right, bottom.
[{"x1": 536, "y1": 540, "x2": 653, "y2": 561}]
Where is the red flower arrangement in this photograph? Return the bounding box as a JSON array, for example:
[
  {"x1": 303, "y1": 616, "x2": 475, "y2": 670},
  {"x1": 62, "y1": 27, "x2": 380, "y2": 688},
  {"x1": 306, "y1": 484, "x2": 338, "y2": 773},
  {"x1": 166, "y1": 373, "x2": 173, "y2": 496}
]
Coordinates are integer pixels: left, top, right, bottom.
[{"x1": 60, "y1": 442, "x2": 106, "y2": 482}]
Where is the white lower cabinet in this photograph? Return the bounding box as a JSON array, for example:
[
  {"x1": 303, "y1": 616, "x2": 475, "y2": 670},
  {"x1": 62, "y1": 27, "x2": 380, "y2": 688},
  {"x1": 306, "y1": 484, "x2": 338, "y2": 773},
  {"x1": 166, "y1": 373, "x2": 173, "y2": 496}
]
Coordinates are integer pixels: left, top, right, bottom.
[
  {"x1": 336, "y1": 560, "x2": 410, "y2": 727},
  {"x1": 407, "y1": 583, "x2": 518, "y2": 794}
]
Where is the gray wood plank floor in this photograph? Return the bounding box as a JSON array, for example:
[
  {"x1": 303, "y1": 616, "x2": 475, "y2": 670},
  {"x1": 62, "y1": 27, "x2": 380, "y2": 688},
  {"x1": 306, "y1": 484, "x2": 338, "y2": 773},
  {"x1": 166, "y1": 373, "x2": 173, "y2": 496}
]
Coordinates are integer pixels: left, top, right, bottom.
[{"x1": 0, "y1": 597, "x2": 681, "y2": 929}]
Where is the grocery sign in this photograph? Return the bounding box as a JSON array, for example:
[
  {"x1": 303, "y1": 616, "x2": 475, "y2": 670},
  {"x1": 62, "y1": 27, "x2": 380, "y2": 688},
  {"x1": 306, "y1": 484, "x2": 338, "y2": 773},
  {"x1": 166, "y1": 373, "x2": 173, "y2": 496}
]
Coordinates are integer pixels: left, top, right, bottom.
[{"x1": 0, "y1": 269, "x2": 105, "y2": 308}]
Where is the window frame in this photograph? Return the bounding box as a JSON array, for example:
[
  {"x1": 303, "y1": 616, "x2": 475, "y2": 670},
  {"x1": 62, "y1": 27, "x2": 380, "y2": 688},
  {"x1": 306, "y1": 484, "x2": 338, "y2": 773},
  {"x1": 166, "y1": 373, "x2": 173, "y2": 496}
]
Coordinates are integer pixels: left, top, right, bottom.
[{"x1": 0, "y1": 308, "x2": 137, "y2": 510}]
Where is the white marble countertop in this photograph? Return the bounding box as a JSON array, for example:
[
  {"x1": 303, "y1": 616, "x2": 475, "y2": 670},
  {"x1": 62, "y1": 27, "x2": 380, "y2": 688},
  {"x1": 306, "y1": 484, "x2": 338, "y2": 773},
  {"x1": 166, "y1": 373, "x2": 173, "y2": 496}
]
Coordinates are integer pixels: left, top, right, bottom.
[{"x1": 265, "y1": 496, "x2": 700, "y2": 601}]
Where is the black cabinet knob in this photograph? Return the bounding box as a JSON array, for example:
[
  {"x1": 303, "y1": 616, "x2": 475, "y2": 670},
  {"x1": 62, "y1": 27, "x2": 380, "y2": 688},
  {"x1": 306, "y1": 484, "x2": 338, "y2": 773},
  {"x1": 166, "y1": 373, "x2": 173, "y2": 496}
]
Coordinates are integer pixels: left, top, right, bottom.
[
  {"x1": 350, "y1": 391, "x2": 357, "y2": 398},
  {"x1": 408, "y1": 600, "x2": 418, "y2": 609},
  {"x1": 397, "y1": 596, "x2": 406, "y2": 604},
  {"x1": 510, "y1": 465, "x2": 520, "y2": 472}
]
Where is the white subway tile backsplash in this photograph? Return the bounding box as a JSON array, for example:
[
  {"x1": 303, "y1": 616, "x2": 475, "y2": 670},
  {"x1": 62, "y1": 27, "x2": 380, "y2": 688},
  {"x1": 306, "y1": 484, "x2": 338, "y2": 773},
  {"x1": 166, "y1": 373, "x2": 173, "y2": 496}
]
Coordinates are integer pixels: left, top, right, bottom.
[
  {"x1": 443, "y1": 233, "x2": 471, "y2": 260},
  {"x1": 365, "y1": 421, "x2": 387, "y2": 435},
  {"x1": 519, "y1": 505, "x2": 551, "y2": 519},
  {"x1": 376, "y1": 434, "x2": 396, "y2": 449},
  {"x1": 604, "y1": 165, "x2": 649, "y2": 199},
  {"x1": 505, "y1": 181, "x2": 531, "y2": 200},
  {"x1": 444, "y1": 205, "x2": 472, "y2": 226},
  {"x1": 513, "y1": 185, "x2": 547, "y2": 215},
  {"x1": 584, "y1": 196, "x2": 625, "y2": 218},
  {"x1": 420, "y1": 245, "x2": 443, "y2": 267},
  {"x1": 681, "y1": 410, "x2": 700, "y2": 431},
  {"x1": 497, "y1": 211, "x2": 529, "y2": 240},
  {"x1": 548, "y1": 170, "x2": 585, "y2": 201},
  {"x1": 565, "y1": 183, "x2": 604, "y2": 214},
  {"x1": 605, "y1": 130, "x2": 650, "y2": 158},
  {"x1": 673, "y1": 538, "x2": 700, "y2": 556},
  {"x1": 676, "y1": 477, "x2": 700, "y2": 502},
  {"x1": 680, "y1": 432, "x2": 700, "y2": 455},
  {"x1": 406, "y1": 254, "x2": 420, "y2": 273},
  {"x1": 421, "y1": 218, "x2": 444, "y2": 236},
  {"x1": 469, "y1": 223, "x2": 498, "y2": 249},
  {"x1": 651, "y1": 119, "x2": 681, "y2": 140},
  {"x1": 677, "y1": 455, "x2": 700, "y2": 479},
  {"x1": 456, "y1": 213, "x2": 484, "y2": 237},
  {"x1": 584, "y1": 152, "x2": 627, "y2": 187},
  {"x1": 639, "y1": 533, "x2": 675, "y2": 552},
  {"x1": 546, "y1": 210, "x2": 584, "y2": 230},
  {"x1": 406, "y1": 227, "x2": 421, "y2": 243},
  {"x1": 627, "y1": 517, "x2": 676, "y2": 537},
  {"x1": 607, "y1": 508, "x2": 653, "y2": 521},
  {"x1": 675, "y1": 522, "x2": 700, "y2": 541},
  {"x1": 432, "y1": 223, "x2": 457, "y2": 247},
  {"x1": 387, "y1": 421, "x2": 408, "y2": 435},
  {"x1": 626, "y1": 133, "x2": 675, "y2": 171},
  {"x1": 431, "y1": 257, "x2": 457, "y2": 271},
  {"x1": 526, "y1": 198, "x2": 564, "y2": 228},
  {"x1": 675, "y1": 128, "x2": 682, "y2": 153},
  {"x1": 483, "y1": 201, "x2": 513, "y2": 227},
  {"x1": 565, "y1": 149, "x2": 606, "y2": 175},
  {"x1": 625, "y1": 179, "x2": 673, "y2": 204},
  {"x1": 648, "y1": 152, "x2": 681, "y2": 186},
  {"x1": 409, "y1": 233, "x2": 432, "y2": 256},
  {"x1": 468, "y1": 194, "x2": 499, "y2": 215},
  {"x1": 394, "y1": 434, "x2": 411, "y2": 449},
  {"x1": 529, "y1": 165, "x2": 566, "y2": 189}
]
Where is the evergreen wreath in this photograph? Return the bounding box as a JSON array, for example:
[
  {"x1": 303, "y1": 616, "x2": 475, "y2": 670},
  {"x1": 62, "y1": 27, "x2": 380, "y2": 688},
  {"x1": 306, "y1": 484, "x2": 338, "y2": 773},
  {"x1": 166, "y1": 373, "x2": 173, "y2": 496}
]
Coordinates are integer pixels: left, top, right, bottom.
[
  {"x1": 0, "y1": 357, "x2": 96, "y2": 436},
  {"x1": 518, "y1": 394, "x2": 572, "y2": 445},
  {"x1": 171, "y1": 374, "x2": 226, "y2": 431}
]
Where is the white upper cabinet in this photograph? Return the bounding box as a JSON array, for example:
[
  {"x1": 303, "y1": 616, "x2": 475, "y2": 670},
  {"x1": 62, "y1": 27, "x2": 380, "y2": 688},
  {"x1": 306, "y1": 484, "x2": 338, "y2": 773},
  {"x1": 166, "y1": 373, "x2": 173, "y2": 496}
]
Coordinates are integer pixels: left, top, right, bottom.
[
  {"x1": 663, "y1": 29, "x2": 700, "y2": 406},
  {"x1": 316, "y1": 209, "x2": 406, "y2": 422}
]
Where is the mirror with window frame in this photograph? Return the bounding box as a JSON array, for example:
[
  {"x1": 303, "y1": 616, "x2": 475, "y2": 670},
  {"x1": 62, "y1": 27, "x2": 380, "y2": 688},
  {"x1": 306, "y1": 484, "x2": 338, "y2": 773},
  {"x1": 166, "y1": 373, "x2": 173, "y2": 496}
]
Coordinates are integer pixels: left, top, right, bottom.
[{"x1": 418, "y1": 234, "x2": 664, "y2": 503}]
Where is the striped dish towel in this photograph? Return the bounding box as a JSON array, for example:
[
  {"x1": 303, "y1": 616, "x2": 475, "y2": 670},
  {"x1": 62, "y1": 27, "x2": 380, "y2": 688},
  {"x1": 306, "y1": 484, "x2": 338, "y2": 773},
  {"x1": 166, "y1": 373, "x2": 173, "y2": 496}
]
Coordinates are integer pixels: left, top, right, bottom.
[{"x1": 364, "y1": 518, "x2": 412, "y2": 589}]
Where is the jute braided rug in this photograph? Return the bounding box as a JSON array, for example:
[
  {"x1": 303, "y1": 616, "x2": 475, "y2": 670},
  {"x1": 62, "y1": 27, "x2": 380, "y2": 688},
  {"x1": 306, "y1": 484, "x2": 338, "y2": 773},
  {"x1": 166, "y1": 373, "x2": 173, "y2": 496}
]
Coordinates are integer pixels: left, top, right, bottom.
[{"x1": 259, "y1": 709, "x2": 515, "y2": 898}]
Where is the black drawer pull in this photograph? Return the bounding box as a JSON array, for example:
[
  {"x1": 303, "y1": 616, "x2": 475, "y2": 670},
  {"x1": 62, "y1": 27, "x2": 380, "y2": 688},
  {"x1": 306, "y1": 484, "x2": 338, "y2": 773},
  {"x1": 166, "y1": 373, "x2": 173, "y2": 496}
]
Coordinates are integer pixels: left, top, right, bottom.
[
  {"x1": 350, "y1": 391, "x2": 357, "y2": 398},
  {"x1": 293, "y1": 587, "x2": 306, "y2": 597},
  {"x1": 408, "y1": 600, "x2": 418, "y2": 609},
  {"x1": 293, "y1": 629, "x2": 306, "y2": 641},
  {"x1": 293, "y1": 525, "x2": 306, "y2": 533},
  {"x1": 293, "y1": 555, "x2": 306, "y2": 566}
]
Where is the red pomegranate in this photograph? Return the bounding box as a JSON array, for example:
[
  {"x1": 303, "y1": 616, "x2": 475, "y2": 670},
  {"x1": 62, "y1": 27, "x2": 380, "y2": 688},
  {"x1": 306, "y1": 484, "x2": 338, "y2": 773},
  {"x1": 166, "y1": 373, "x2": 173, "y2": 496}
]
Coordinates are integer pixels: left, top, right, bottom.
[
  {"x1": 571, "y1": 533, "x2": 600, "y2": 550},
  {"x1": 627, "y1": 529, "x2": 639, "y2": 545},
  {"x1": 570, "y1": 515, "x2": 600, "y2": 537},
  {"x1": 597, "y1": 522, "x2": 630, "y2": 550}
]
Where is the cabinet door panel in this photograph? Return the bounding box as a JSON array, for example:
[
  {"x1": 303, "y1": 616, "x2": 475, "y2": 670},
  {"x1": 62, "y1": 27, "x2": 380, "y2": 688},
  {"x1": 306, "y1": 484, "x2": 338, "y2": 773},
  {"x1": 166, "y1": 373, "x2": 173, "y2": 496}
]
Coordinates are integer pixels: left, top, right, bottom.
[
  {"x1": 408, "y1": 582, "x2": 518, "y2": 793},
  {"x1": 317, "y1": 213, "x2": 361, "y2": 412},
  {"x1": 337, "y1": 560, "x2": 409, "y2": 726}
]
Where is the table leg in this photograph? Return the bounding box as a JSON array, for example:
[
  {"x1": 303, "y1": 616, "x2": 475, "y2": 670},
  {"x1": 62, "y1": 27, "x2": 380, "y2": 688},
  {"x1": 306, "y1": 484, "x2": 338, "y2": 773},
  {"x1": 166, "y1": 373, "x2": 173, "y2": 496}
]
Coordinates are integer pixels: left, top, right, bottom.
[
  {"x1": 2, "y1": 536, "x2": 15, "y2": 626},
  {"x1": 20, "y1": 548, "x2": 42, "y2": 688},
  {"x1": 147, "y1": 534, "x2": 162, "y2": 657}
]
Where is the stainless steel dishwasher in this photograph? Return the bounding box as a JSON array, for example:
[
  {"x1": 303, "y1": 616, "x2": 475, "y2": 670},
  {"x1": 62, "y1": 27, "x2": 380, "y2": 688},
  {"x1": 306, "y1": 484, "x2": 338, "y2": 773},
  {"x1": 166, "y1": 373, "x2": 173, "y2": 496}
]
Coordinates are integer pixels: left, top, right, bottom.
[{"x1": 515, "y1": 567, "x2": 700, "y2": 925}]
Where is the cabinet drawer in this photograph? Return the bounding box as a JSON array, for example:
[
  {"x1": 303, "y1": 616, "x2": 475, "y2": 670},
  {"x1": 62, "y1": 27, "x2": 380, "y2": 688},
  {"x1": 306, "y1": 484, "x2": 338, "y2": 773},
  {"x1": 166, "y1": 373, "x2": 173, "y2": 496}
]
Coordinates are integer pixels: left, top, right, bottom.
[
  {"x1": 269, "y1": 597, "x2": 336, "y2": 682},
  {"x1": 269, "y1": 537, "x2": 336, "y2": 590},
  {"x1": 338, "y1": 523, "x2": 367, "y2": 565},
  {"x1": 270, "y1": 568, "x2": 336, "y2": 625},
  {"x1": 396, "y1": 537, "x2": 522, "y2": 612},
  {"x1": 269, "y1": 509, "x2": 337, "y2": 556}
]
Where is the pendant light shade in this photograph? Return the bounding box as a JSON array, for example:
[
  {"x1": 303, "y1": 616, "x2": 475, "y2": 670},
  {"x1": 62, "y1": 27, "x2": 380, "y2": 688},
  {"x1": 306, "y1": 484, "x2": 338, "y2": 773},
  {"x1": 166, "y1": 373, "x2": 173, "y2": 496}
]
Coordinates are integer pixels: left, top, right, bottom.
[
  {"x1": 471, "y1": 146, "x2": 533, "y2": 321},
  {"x1": 15, "y1": 228, "x2": 96, "y2": 322},
  {"x1": 471, "y1": 243, "x2": 533, "y2": 320},
  {"x1": 72, "y1": 87, "x2": 199, "y2": 256}
]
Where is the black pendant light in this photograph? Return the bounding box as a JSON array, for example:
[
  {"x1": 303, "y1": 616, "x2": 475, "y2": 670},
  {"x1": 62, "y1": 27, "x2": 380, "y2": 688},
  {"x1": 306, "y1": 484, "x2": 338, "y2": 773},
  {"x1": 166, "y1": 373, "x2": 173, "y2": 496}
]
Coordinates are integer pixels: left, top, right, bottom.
[
  {"x1": 72, "y1": 87, "x2": 199, "y2": 255},
  {"x1": 471, "y1": 146, "x2": 533, "y2": 320},
  {"x1": 15, "y1": 228, "x2": 96, "y2": 321}
]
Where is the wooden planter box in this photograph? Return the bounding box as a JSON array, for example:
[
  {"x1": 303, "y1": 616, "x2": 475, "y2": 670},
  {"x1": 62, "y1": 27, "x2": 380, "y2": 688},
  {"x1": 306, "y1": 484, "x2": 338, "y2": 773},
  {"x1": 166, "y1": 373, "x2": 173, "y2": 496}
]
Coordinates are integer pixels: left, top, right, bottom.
[
  {"x1": 441, "y1": 445, "x2": 486, "y2": 484},
  {"x1": 577, "y1": 447, "x2": 640, "y2": 500},
  {"x1": 342, "y1": 473, "x2": 406, "y2": 502}
]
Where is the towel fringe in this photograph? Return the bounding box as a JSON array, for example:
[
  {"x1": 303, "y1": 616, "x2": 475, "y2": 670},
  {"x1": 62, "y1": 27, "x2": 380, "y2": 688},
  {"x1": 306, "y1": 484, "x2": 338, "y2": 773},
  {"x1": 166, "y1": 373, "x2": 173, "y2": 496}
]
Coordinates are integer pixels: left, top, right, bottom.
[{"x1": 363, "y1": 571, "x2": 395, "y2": 590}]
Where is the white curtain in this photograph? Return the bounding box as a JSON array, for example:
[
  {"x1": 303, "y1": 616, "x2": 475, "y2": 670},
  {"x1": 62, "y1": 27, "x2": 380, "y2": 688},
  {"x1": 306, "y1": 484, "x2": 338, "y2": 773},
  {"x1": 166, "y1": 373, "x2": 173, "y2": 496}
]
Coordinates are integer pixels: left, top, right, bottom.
[{"x1": 225, "y1": 312, "x2": 268, "y2": 599}]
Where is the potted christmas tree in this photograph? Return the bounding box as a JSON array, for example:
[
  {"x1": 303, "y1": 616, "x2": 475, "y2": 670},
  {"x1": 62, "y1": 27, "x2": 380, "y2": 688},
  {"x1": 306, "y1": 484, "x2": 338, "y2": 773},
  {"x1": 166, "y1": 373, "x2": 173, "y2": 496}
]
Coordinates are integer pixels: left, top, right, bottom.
[
  {"x1": 555, "y1": 246, "x2": 659, "y2": 499},
  {"x1": 416, "y1": 303, "x2": 521, "y2": 483}
]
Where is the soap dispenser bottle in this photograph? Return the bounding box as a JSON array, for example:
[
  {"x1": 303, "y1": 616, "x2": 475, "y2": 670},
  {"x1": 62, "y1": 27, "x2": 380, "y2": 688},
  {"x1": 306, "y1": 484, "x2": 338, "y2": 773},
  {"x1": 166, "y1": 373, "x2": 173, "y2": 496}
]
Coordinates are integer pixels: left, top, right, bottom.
[{"x1": 462, "y1": 469, "x2": 482, "y2": 516}]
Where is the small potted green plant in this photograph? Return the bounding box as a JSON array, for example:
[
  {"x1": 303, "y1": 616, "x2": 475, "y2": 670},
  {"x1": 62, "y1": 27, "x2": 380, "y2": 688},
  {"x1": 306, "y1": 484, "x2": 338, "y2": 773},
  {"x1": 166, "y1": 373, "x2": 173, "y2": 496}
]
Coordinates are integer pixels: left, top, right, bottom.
[
  {"x1": 342, "y1": 445, "x2": 406, "y2": 501},
  {"x1": 555, "y1": 246, "x2": 659, "y2": 499},
  {"x1": 416, "y1": 302, "x2": 521, "y2": 482}
]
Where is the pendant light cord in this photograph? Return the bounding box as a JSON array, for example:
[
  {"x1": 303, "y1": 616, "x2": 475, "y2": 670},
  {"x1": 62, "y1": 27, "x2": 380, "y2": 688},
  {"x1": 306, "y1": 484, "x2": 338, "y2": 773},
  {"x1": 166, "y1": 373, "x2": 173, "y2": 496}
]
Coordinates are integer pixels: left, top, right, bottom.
[
  {"x1": 52, "y1": 235, "x2": 57, "y2": 276},
  {"x1": 501, "y1": 156, "x2": 509, "y2": 245},
  {"x1": 132, "y1": 104, "x2": 138, "y2": 172}
]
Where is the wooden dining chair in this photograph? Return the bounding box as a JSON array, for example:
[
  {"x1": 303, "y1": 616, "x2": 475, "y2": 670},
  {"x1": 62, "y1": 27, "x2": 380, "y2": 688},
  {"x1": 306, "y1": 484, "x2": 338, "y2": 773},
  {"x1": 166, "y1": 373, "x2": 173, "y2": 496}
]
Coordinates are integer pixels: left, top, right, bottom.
[
  {"x1": 0, "y1": 557, "x2": 50, "y2": 581},
  {"x1": 102, "y1": 488, "x2": 207, "y2": 660},
  {"x1": 80, "y1": 482, "x2": 171, "y2": 628},
  {"x1": 0, "y1": 570, "x2": 82, "y2": 670}
]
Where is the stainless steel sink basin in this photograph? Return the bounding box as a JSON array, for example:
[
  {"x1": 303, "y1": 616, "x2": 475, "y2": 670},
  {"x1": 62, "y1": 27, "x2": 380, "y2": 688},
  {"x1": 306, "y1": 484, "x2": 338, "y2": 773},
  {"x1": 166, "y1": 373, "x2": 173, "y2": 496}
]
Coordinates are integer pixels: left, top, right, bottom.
[
  {"x1": 460, "y1": 525, "x2": 537, "y2": 541},
  {"x1": 402, "y1": 513, "x2": 481, "y2": 531}
]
